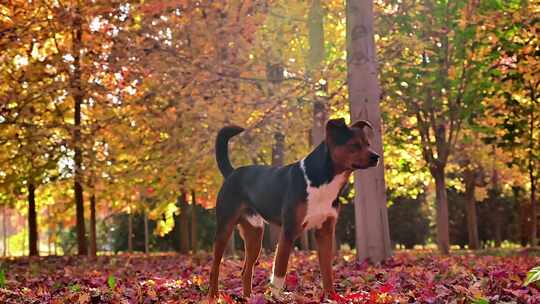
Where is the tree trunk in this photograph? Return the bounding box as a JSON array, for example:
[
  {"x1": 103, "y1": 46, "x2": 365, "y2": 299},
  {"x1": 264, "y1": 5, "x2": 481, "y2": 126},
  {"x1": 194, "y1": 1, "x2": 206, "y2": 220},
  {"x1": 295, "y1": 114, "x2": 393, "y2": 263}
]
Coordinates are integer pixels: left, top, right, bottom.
[
  {"x1": 267, "y1": 224, "x2": 280, "y2": 251},
  {"x1": 143, "y1": 210, "x2": 149, "y2": 254},
  {"x1": 307, "y1": 0, "x2": 327, "y2": 253},
  {"x1": 266, "y1": 132, "x2": 286, "y2": 250},
  {"x1": 494, "y1": 206, "x2": 502, "y2": 248},
  {"x1": 308, "y1": 230, "x2": 317, "y2": 250},
  {"x1": 524, "y1": 0, "x2": 537, "y2": 248},
  {"x1": 53, "y1": 226, "x2": 57, "y2": 256},
  {"x1": 433, "y1": 167, "x2": 450, "y2": 254},
  {"x1": 347, "y1": 0, "x2": 392, "y2": 262},
  {"x1": 72, "y1": 5, "x2": 87, "y2": 256},
  {"x1": 89, "y1": 193, "x2": 97, "y2": 257},
  {"x1": 225, "y1": 231, "x2": 236, "y2": 257},
  {"x1": 191, "y1": 190, "x2": 198, "y2": 253},
  {"x1": 530, "y1": 175, "x2": 537, "y2": 247},
  {"x1": 178, "y1": 192, "x2": 190, "y2": 254},
  {"x1": 2, "y1": 205, "x2": 7, "y2": 256},
  {"x1": 464, "y1": 170, "x2": 480, "y2": 250},
  {"x1": 299, "y1": 231, "x2": 309, "y2": 250},
  {"x1": 28, "y1": 182, "x2": 38, "y2": 256},
  {"x1": 127, "y1": 211, "x2": 133, "y2": 253},
  {"x1": 46, "y1": 207, "x2": 52, "y2": 255}
]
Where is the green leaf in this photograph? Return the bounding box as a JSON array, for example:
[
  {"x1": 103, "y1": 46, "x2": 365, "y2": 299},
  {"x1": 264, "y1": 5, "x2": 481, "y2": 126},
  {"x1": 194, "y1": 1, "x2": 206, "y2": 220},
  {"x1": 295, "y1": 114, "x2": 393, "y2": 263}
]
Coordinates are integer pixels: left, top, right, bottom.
[
  {"x1": 68, "y1": 284, "x2": 80, "y2": 292},
  {"x1": 107, "y1": 274, "x2": 117, "y2": 290},
  {"x1": 524, "y1": 266, "x2": 540, "y2": 287},
  {"x1": 0, "y1": 269, "x2": 5, "y2": 288},
  {"x1": 472, "y1": 297, "x2": 489, "y2": 304}
]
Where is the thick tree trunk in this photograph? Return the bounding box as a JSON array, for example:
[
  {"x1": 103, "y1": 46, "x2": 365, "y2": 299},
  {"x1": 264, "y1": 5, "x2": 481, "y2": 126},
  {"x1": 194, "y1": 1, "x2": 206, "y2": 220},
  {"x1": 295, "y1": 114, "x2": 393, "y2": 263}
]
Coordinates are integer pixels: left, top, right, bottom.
[
  {"x1": 127, "y1": 211, "x2": 133, "y2": 253},
  {"x1": 433, "y1": 168, "x2": 450, "y2": 254},
  {"x1": 28, "y1": 182, "x2": 38, "y2": 256},
  {"x1": 191, "y1": 190, "x2": 198, "y2": 253},
  {"x1": 72, "y1": 5, "x2": 87, "y2": 256},
  {"x1": 89, "y1": 193, "x2": 97, "y2": 257},
  {"x1": 143, "y1": 210, "x2": 149, "y2": 254},
  {"x1": 178, "y1": 192, "x2": 190, "y2": 254},
  {"x1": 307, "y1": 0, "x2": 327, "y2": 253},
  {"x1": 347, "y1": 0, "x2": 392, "y2": 262},
  {"x1": 464, "y1": 171, "x2": 480, "y2": 250}
]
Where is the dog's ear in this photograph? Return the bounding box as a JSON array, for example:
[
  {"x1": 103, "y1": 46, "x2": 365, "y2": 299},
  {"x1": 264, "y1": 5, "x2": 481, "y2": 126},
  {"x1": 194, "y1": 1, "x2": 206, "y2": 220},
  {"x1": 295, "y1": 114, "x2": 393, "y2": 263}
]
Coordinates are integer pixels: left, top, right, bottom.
[
  {"x1": 326, "y1": 118, "x2": 352, "y2": 145},
  {"x1": 351, "y1": 120, "x2": 374, "y2": 140},
  {"x1": 351, "y1": 120, "x2": 372, "y2": 130}
]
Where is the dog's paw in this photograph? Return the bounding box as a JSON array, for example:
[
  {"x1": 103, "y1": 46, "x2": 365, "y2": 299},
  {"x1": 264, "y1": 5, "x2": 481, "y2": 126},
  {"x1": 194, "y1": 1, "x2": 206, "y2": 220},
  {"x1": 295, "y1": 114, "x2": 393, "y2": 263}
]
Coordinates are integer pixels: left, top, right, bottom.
[
  {"x1": 203, "y1": 297, "x2": 217, "y2": 304},
  {"x1": 267, "y1": 290, "x2": 294, "y2": 303}
]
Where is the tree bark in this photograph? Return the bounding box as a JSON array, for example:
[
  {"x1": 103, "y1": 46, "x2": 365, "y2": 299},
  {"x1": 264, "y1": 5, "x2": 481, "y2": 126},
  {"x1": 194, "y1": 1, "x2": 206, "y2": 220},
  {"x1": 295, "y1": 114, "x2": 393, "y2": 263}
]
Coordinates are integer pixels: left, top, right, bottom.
[
  {"x1": 347, "y1": 0, "x2": 392, "y2": 262},
  {"x1": 72, "y1": 4, "x2": 87, "y2": 256},
  {"x1": 143, "y1": 210, "x2": 149, "y2": 254},
  {"x1": 529, "y1": 100, "x2": 537, "y2": 246},
  {"x1": 127, "y1": 211, "x2": 133, "y2": 253},
  {"x1": 306, "y1": 0, "x2": 327, "y2": 253},
  {"x1": 2, "y1": 205, "x2": 7, "y2": 256},
  {"x1": 267, "y1": 132, "x2": 285, "y2": 250},
  {"x1": 28, "y1": 182, "x2": 38, "y2": 256},
  {"x1": 225, "y1": 231, "x2": 236, "y2": 257},
  {"x1": 530, "y1": 172, "x2": 537, "y2": 246},
  {"x1": 433, "y1": 167, "x2": 450, "y2": 254},
  {"x1": 89, "y1": 193, "x2": 97, "y2": 257},
  {"x1": 178, "y1": 192, "x2": 190, "y2": 254},
  {"x1": 191, "y1": 190, "x2": 198, "y2": 253},
  {"x1": 464, "y1": 170, "x2": 480, "y2": 250}
]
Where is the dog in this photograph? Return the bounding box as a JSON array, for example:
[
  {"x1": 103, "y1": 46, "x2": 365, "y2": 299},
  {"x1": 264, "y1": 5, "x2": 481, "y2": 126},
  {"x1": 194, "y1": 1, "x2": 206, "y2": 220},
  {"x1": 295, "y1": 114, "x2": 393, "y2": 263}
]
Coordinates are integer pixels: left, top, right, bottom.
[{"x1": 208, "y1": 118, "x2": 380, "y2": 301}]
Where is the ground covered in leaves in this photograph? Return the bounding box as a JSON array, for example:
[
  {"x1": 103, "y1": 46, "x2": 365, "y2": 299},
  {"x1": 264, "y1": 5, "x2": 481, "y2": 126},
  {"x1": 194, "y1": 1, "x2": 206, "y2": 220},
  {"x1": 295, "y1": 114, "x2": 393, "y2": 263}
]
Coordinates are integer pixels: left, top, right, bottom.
[{"x1": 0, "y1": 250, "x2": 538, "y2": 303}]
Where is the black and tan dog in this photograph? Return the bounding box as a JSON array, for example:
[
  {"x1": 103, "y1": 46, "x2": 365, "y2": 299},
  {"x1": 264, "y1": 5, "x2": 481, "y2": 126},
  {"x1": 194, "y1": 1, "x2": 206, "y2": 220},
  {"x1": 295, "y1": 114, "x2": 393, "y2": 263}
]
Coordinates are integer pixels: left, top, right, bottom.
[{"x1": 208, "y1": 118, "x2": 380, "y2": 301}]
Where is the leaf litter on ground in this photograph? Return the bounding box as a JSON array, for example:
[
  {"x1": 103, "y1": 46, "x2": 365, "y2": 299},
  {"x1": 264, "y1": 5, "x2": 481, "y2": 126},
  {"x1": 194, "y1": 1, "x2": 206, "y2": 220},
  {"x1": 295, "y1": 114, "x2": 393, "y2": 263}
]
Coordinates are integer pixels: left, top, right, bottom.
[{"x1": 0, "y1": 250, "x2": 538, "y2": 303}]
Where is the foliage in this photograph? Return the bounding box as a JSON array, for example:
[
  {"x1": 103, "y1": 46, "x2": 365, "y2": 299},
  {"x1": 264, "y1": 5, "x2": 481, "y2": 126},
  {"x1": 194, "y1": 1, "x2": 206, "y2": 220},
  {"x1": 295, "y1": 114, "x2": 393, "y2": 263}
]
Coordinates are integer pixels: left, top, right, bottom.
[
  {"x1": 0, "y1": 0, "x2": 538, "y2": 258},
  {"x1": 388, "y1": 195, "x2": 430, "y2": 249},
  {"x1": 0, "y1": 251, "x2": 538, "y2": 303},
  {"x1": 525, "y1": 266, "x2": 540, "y2": 288}
]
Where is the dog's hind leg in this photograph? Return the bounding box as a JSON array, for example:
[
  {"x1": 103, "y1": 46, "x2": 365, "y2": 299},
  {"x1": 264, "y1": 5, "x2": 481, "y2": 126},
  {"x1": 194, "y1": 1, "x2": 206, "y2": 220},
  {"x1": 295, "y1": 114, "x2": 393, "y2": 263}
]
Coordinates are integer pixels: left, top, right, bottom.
[
  {"x1": 208, "y1": 192, "x2": 243, "y2": 299},
  {"x1": 238, "y1": 215, "x2": 264, "y2": 298}
]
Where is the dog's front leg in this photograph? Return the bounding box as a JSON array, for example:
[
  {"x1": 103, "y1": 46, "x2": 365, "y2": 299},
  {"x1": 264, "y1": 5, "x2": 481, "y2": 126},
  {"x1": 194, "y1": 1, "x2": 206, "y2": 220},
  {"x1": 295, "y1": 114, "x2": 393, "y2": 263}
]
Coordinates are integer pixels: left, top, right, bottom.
[
  {"x1": 315, "y1": 217, "x2": 337, "y2": 296},
  {"x1": 270, "y1": 230, "x2": 294, "y2": 297}
]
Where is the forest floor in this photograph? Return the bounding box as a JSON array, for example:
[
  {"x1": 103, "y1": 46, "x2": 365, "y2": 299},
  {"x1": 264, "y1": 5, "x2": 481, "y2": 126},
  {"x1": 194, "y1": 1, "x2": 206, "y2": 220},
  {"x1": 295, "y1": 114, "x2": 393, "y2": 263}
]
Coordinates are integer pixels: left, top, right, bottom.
[{"x1": 0, "y1": 249, "x2": 538, "y2": 303}]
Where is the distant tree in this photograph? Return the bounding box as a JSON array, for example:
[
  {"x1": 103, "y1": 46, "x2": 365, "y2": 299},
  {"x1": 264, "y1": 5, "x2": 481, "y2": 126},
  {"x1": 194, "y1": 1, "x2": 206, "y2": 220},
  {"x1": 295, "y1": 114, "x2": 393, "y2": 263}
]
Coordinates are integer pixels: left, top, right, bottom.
[
  {"x1": 377, "y1": 0, "x2": 498, "y2": 253},
  {"x1": 486, "y1": 3, "x2": 539, "y2": 246}
]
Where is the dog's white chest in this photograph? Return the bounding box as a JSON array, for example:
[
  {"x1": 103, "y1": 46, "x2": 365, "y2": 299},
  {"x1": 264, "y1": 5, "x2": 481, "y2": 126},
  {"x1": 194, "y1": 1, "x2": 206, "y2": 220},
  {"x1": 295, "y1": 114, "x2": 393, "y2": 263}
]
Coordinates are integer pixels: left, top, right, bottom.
[{"x1": 302, "y1": 173, "x2": 346, "y2": 230}]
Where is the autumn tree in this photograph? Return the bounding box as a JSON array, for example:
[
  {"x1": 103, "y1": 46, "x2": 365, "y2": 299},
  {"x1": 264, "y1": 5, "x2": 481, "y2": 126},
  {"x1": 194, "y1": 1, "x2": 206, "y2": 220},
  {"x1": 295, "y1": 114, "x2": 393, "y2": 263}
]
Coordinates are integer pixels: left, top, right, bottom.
[
  {"x1": 485, "y1": 2, "x2": 540, "y2": 246},
  {"x1": 0, "y1": 0, "x2": 76, "y2": 256},
  {"x1": 377, "y1": 0, "x2": 499, "y2": 253}
]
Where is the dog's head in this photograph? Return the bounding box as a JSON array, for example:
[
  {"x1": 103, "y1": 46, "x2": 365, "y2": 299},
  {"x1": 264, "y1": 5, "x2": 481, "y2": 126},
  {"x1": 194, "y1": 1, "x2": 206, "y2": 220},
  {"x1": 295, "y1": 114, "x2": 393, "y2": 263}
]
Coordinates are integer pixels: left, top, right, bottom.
[{"x1": 325, "y1": 118, "x2": 380, "y2": 172}]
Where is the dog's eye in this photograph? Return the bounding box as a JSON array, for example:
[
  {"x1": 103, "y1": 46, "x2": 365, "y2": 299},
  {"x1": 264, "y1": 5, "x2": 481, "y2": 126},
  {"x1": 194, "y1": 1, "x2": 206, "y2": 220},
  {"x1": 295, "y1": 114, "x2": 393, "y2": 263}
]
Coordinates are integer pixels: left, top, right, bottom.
[{"x1": 349, "y1": 143, "x2": 362, "y2": 150}]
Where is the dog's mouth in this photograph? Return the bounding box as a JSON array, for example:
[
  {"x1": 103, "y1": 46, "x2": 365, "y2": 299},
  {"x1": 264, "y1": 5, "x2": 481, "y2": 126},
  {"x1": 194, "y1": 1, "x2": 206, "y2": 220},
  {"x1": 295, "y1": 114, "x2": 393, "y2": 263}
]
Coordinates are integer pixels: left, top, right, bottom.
[
  {"x1": 351, "y1": 163, "x2": 369, "y2": 170},
  {"x1": 351, "y1": 161, "x2": 378, "y2": 170}
]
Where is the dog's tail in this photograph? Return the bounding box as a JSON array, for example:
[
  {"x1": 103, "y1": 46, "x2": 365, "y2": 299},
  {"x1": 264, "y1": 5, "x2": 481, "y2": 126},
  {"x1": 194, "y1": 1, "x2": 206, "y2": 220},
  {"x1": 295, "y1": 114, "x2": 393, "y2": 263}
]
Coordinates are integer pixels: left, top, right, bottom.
[{"x1": 215, "y1": 126, "x2": 244, "y2": 178}]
